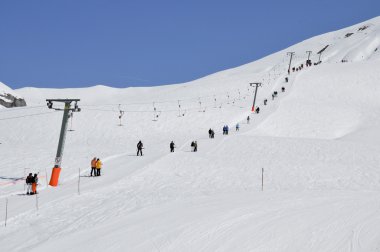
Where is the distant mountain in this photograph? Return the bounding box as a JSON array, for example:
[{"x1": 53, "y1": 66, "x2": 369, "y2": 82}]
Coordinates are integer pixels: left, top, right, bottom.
[{"x1": 0, "y1": 82, "x2": 26, "y2": 108}]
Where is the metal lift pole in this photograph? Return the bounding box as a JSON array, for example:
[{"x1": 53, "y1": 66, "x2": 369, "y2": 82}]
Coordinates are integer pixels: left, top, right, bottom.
[{"x1": 47, "y1": 99, "x2": 80, "y2": 187}]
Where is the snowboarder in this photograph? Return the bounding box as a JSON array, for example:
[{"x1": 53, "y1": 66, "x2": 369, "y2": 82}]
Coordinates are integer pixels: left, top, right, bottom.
[
  {"x1": 25, "y1": 173, "x2": 33, "y2": 195},
  {"x1": 91, "y1": 157, "x2": 97, "y2": 176},
  {"x1": 96, "y1": 158, "x2": 102, "y2": 176},
  {"x1": 256, "y1": 107, "x2": 260, "y2": 114},
  {"x1": 32, "y1": 173, "x2": 38, "y2": 194},
  {"x1": 264, "y1": 99, "x2": 267, "y2": 105},
  {"x1": 170, "y1": 141, "x2": 175, "y2": 152},
  {"x1": 137, "y1": 140, "x2": 143, "y2": 156},
  {"x1": 236, "y1": 123, "x2": 240, "y2": 131},
  {"x1": 247, "y1": 116, "x2": 250, "y2": 124}
]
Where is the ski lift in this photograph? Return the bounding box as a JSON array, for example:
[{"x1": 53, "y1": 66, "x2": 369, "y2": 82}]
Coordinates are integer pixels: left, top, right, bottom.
[
  {"x1": 68, "y1": 111, "x2": 75, "y2": 131},
  {"x1": 153, "y1": 102, "x2": 160, "y2": 121},
  {"x1": 178, "y1": 100, "x2": 182, "y2": 117},
  {"x1": 118, "y1": 104, "x2": 125, "y2": 126}
]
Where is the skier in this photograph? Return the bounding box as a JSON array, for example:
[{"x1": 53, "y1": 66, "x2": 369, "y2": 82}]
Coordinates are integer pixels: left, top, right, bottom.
[
  {"x1": 282, "y1": 87, "x2": 285, "y2": 92},
  {"x1": 170, "y1": 141, "x2": 175, "y2": 152},
  {"x1": 264, "y1": 99, "x2": 267, "y2": 105},
  {"x1": 272, "y1": 94, "x2": 275, "y2": 100},
  {"x1": 222, "y1": 125, "x2": 226, "y2": 135},
  {"x1": 256, "y1": 107, "x2": 260, "y2": 114},
  {"x1": 285, "y1": 77, "x2": 288, "y2": 83},
  {"x1": 96, "y1": 158, "x2": 102, "y2": 176},
  {"x1": 32, "y1": 173, "x2": 38, "y2": 194},
  {"x1": 236, "y1": 123, "x2": 240, "y2": 131},
  {"x1": 91, "y1": 157, "x2": 97, "y2": 176},
  {"x1": 225, "y1": 125, "x2": 229, "y2": 135},
  {"x1": 247, "y1": 116, "x2": 250, "y2": 124},
  {"x1": 25, "y1": 173, "x2": 33, "y2": 195},
  {"x1": 194, "y1": 141, "x2": 198, "y2": 152},
  {"x1": 211, "y1": 129, "x2": 215, "y2": 139},
  {"x1": 208, "y1": 128, "x2": 212, "y2": 138},
  {"x1": 137, "y1": 140, "x2": 143, "y2": 156}
]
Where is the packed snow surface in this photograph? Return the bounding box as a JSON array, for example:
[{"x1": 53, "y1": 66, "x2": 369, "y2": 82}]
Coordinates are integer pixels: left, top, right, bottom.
[{"x1": 1, "y1": 17, "x2": 380, "y2": 251}]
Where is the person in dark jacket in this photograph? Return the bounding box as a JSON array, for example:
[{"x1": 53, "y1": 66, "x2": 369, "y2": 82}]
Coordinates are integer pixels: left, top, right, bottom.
[
  {"x1": 208, "y1": 128, "x2": 212, "y2": 138},
  {"x1": 26, "y1": 173, "x2": 33, "y2": 195},
  {"x1": 137, "y1": 141, "x2": 143, "y2": 156},
  {"x1": 194, "y1": 141, "x2": 198, "y2": 152},
  {"x1": 256, "y1": 107, "x2": 260, "y2": 114},
  {"x1": 170, "y1": 141, "x2": 175, "y2": 152}
]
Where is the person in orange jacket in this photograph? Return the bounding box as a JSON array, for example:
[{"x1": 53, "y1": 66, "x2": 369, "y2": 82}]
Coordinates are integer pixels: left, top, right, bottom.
[
  {"x1": 96, "y1": 158, "x2": 102, "y2": 176},
  {"x1": 32, "y1": 173, "x2": 38, "y2": 194},
  {"x1": 91, "y1": 157, "x2": 97, "y2": 176}
]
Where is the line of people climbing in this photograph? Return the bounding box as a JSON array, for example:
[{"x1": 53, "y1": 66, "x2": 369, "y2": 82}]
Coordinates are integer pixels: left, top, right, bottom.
[{"x1": 84, "y1": 68, "x2": 290, "y2": 178}]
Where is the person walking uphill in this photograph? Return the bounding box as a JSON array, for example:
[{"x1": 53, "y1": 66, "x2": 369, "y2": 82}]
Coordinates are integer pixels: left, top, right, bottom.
[
  {"x1": 25, "y1": 173, "x2": 33, "y2": 195},
  {"x1": 137, "y1": 140, "x2": 143, "y2": 156},
  {"x1": 91, "y1": 157, "x2": 97, "y2": 176},
  {"x1": 170, "y1": 141, "x2": 175, "y2": 152},
  {"x1": 96, "y1": 158, "x2": 102, "y2": 176}
]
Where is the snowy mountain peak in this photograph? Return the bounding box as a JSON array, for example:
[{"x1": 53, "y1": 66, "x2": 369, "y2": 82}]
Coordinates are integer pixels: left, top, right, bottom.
[{"x1": 0, "y1": 81, "x2": 27, "y2": 108}]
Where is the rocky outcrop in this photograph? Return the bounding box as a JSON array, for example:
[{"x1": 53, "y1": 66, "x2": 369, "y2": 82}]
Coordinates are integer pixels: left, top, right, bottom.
[{"x1": 0, "y1": 92, "x2": 27, "y2": 108}]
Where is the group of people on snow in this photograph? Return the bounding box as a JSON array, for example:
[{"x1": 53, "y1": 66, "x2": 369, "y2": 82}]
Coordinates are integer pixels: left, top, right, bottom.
[
  {"x1": 91, "y1": 157, "x2": 103, "y2": 176},
  {"x1": 85, "y1": 99, "x2": 277, "y2": 177},
  {"x1": 25, "y1": 173, "x2": 39, "y2": 195}
]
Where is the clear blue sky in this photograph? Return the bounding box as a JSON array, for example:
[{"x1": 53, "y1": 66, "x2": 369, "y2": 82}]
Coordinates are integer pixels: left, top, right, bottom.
[{"x1": 1, "y1": 0, "x2": 379, "y2": 89}]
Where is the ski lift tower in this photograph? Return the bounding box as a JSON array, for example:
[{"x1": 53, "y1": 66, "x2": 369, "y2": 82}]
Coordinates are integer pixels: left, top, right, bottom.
[
  {"x1": 250, "y1": 82, "x2": 262, "y2": 112},
  {"x1": 46, "y1": 99, "x2": 81, "y2": 187}
]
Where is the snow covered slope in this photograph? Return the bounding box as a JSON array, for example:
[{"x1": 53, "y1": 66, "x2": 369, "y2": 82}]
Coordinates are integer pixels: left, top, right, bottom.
[{"x1": 1, "y1": 17, "x2": 380, "y2": 252}]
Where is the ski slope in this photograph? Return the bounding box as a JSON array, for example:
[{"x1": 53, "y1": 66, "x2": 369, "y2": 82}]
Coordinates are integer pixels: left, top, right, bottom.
[{"x1": 1, "y1": 17, "x2": 380, "y2": 251}]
